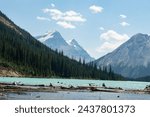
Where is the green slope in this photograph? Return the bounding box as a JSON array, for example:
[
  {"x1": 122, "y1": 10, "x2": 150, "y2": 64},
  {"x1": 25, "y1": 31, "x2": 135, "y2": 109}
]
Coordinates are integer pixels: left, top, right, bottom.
[{"x1": 0, "y1": 11, "x2": 123, "y2": 80}]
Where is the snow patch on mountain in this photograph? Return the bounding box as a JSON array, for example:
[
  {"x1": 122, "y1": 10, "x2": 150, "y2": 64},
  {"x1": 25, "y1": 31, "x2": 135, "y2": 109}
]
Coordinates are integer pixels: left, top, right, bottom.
[
  {"x1": 36, "y1": 31, "x2": 94, "y2": 62},
  {"x1": 37, "y1": 32, "x2": 54, "y2": 42}
]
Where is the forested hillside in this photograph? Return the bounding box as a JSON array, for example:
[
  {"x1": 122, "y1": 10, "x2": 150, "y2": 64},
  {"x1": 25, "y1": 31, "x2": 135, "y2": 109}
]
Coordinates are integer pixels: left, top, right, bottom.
[{"x1": 0, "y1": 11, "x2": 123, "y2": 80}]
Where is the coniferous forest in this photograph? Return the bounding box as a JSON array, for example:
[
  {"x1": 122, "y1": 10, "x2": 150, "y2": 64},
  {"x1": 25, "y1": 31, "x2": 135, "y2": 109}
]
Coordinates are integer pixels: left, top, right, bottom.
[{"x1": 0, "y1": 11, "x2": 123, "y2": 80}]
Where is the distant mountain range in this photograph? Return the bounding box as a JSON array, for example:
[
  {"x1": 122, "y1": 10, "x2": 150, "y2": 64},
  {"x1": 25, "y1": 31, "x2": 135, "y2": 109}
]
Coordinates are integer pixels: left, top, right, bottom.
[
  {"x1": 0, "y1": 10, "x2": 120, "y2": 80},
  {"x1": 2, "y1": 9, "x2": 149, "y2": 80},
  {"x1": 36, "y1": 31, "x2": 94, "y2": 63},
  {"x1": 94, "y1": 33, "x2": 150, "y2": 79}
]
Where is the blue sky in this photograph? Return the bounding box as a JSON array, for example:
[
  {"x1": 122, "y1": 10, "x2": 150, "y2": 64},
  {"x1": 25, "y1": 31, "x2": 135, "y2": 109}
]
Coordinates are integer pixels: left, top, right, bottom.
[{"x1": 0, "y1": 0, "x2": 150, "y2": 58}]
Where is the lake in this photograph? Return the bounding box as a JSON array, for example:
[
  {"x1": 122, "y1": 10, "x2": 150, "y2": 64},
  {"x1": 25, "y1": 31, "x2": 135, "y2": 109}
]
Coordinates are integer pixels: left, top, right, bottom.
[
  {"x1": 0, "y1": 77, "x2": 150, "y2": 90},
  {"x1": 1, "y1": 77, "x2": 150, "y2": 100}
]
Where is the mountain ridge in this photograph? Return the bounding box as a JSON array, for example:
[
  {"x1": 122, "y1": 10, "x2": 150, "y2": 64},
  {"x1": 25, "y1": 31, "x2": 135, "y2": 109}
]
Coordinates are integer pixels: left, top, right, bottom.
[
  {"x1": 36, "y1": 31, "x2": 94, "y2": 62},
  {"x1": 0, "y1": 10, "x2": 122, "y2": 80},
  {"x1": 94, "y1": 33, "x2": 150, "y2": 79}
]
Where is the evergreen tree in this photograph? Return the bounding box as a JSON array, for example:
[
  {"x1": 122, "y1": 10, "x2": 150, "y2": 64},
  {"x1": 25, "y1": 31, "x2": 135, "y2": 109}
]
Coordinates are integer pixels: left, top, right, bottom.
[{"x1": 0, "y1": 10, "x2": 124, "y2": 80}]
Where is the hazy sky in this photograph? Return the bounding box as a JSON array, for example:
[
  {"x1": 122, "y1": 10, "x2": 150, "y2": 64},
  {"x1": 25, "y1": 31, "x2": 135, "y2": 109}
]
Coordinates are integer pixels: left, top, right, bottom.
[{"x1": 0, "y1": 0, "x2": 150, "y2": 58}]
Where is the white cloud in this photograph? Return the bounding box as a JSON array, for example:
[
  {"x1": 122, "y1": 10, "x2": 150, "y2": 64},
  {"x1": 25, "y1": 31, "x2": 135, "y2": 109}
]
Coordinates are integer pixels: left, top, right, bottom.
[
  {"x1": 96, "y1": 42, "x2": 120, "y2": 53},
  {"x1": 51, "y1": 3, "x2": 55, "y2": 7},
  {"x1": 89, "y1": 5, "x2": 103, "y2": 13},
  {"x1": 63, "y1": 11, "x2": 86, "y2": 22},
  {"x1": 100, "y1": 30, "x2": 129, "y2": 41},
  {"x1": 57, "y1": 21, "x2": 75, "y2": 29},
  {"x1": 65, "y1": 11, "x2": 79, "y2": 16},
  {"x1": 42, "y1": 8, "x2": 86, "y2": 29},
  {"x1": 120, "y1": 22, "x2": 130, "y2": 27},
  {"x1": 99, "y1": 27, "x2": 104, "y2": 31},
  {"x1": 96, "y1": 30, "x2": 129, "y2": 57},
  {"x1": 43, "y1": 8, "x2": 51, "y2": 13},
  {"x1": 44, "y1": 9, "x2": 86, "y2": 22},
  {"x1": 120, "y1": 14, "x2": 127, "y2": 19},
  {"x1": 47, "y1": 9, "x2": 63, "y2": 20},
  {"x1": 36, "y1": 16, "x2": 51, "y2": 21}
]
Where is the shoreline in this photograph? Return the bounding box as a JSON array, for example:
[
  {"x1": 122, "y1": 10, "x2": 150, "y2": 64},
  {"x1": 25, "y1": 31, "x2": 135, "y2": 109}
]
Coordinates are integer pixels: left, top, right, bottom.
[{"x1": 0, "y1": 82, "x2": 150, "y2": 95}]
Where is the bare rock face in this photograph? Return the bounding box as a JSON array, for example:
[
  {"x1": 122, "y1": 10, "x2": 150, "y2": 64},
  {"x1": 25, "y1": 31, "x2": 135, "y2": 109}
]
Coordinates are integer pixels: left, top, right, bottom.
[
  {"x1": 94, "y1": 33, "x2": 150, "y2": 79},
  {"x1": 36, "y1": 31, "x2": 94, "y2": 63},
  {"x1": 0, "y1": 67, "x2": 22, "y2": 77}
]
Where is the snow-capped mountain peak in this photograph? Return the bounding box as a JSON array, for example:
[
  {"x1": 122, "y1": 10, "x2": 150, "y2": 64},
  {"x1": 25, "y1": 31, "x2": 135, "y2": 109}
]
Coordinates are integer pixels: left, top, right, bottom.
[
  {"x1": 50, "y1": 30, "x2": 62, "y2": 38},
  {"x1": 69, "y1": 39, "x2": 79, "y2": 45},
  {"x1": 36, "y1": 31, "x2": 94, "y2": 62},
  {"x1": 37, "y1": 30, "x2": 63, "y2": 42},
  {"x1": 37, "y1": 31, "x2": 53, "y2": 42},
  {"x1": 37, "y1": 30, "x2": 68, "y2": 51},
  {"x1": 68, "y1": 39, "x2": 82, "y2": 49}
]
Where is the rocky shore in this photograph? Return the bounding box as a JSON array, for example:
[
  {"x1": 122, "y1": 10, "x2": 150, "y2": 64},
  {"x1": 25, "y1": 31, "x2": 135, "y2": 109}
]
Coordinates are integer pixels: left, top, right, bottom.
[{"x1": 0, "y1": 82, "x2": 150, "y2": 100}]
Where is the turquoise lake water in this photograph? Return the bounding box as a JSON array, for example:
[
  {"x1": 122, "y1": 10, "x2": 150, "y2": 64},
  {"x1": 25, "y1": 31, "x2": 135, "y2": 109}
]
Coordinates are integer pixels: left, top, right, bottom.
[{"x1": 0, "y1": 77, "x2": 150, "y2": 90}]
